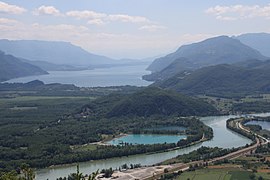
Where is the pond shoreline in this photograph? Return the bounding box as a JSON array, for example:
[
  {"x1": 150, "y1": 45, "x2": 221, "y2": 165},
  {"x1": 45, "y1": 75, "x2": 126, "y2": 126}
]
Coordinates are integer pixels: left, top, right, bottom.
[{"x1": 40, "y1": 132, "x2": 205, "y2": 171}]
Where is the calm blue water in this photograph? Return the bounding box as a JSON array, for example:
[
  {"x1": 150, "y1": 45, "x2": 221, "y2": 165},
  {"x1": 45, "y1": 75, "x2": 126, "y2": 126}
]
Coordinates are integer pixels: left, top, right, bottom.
[
  {"x1": 108, "y1": 134, "x2": 187, "y2": 145},
  {"x1": 5, "y1": 65, "x2": 152, "y2": 87},
  {"x1": 245, "y1": 121, "x2": 270, "y2": 131}
]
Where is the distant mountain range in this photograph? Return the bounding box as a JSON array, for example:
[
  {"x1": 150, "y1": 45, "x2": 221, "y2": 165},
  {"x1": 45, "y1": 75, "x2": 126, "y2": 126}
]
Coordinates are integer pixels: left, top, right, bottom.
[
  {"x1": 0, "y1": 51, "x2": 48, "y2": 82},
  {"x1": 155, "y1": 59, "x2": 270, "y2": 97},
  {"x1": 0, "y1": 39, "x2": 116, "y2": 66},
  {"x1": 2, "y1": 33, "x2": 270, "y2": 87},
  {"x1": 144, "y1": 36, "x2": 267, "y2": 81},
  {"x1": 236, "y1": 33, "x2": 270, "y2": 57},
  {"x1": 20, "y1": 59, "x2": 88, "y2": 71}
]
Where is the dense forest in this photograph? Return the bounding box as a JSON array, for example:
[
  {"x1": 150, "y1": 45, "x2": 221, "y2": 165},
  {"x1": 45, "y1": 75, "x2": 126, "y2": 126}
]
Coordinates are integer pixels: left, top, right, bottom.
[
  {"x1": 80, "y1": 87, "x2": 218, "y2": 118},
  {"x1": 156, "y1": 63, "x2": 270, "y2": 98},
  {"x1": 0, "y1": 83, "x2": 215, "y2": 173}
]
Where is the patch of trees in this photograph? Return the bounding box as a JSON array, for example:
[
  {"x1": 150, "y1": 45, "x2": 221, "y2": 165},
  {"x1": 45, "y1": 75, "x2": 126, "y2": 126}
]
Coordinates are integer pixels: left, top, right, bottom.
[
  {"x1": 256, "y1": 143, "x2": 270, "y2": 154},
  {"x1": 233, "y1": 101, "x2": 270, "y2": 113},
  {"x1": 226, "y1": 118, "x2": 256, "y2": 140},
  {"x1": 245, "y1": 124, "x2": 262, "y2": 132},
  {"x1": 0, "y1": 163, "x2": 35, "y2": 180},
  {"x1": 56, "y1": 165, "x2": 99, "y2": 180},
  {"x1": 173, "y1": 146, "x2": 237, "y2": 163}
]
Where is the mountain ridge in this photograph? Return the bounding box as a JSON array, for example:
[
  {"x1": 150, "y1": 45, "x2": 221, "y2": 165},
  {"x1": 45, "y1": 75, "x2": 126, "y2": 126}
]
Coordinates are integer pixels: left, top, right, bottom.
[
  {"x1": 0, "y1": 39, "x2": 115, "y2": 66},
  {"x1": 236, "y1": 33, "x2": 270, "y2": 57},
  {"x1": 0, "y1": 51, "x2": 48, "y2": 82},
  {"x1": 155, "y1": 60, "x2": 270, "y2": 97},
  {"x1": 145, "y1": 36, "x2": 267, "y2": 81}
]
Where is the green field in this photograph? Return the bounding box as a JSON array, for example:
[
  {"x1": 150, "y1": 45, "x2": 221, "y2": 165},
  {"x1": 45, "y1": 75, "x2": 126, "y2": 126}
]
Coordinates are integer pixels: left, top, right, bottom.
[
  {"x1": 176, "y1": 168, "x2": 270, "y2": 180},
  {"x1": 71, "y1": 144, "x2": 98, "y2": 152}
]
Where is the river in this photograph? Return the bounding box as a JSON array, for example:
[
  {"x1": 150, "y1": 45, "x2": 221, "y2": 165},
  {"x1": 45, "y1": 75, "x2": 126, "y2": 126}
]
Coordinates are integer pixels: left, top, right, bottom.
[{"x1": 36, "y1": 113, "x2": 270, "y2": 180}]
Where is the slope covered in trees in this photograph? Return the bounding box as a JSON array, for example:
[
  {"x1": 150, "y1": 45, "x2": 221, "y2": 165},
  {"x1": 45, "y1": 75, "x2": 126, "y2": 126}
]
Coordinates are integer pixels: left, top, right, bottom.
[
  {"x1": 145, "y1": 36, "x2": 267, "y2": 81},
  {"x1": 0, "y1": 51, "x2": 48, "y2": 82},
  {"x1": 156, "y1": 61, "x2": 270, "y2": 97},
  {"x1": 81, "y1": 87, "x2": 219, "y2": 118},
  {"x1": 107, "y1": 87, "x2": 218, "y2": 117}
]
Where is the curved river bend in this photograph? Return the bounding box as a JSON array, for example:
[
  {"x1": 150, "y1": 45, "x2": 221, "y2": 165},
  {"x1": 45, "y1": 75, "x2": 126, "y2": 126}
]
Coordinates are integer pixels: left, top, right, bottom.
[{"x1": 36, "y1": 113, "x2": 270, "y2": 180}]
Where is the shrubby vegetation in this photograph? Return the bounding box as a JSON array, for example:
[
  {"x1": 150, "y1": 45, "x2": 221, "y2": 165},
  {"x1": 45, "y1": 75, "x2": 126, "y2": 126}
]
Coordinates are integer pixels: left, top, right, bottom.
[
  {"x1": 0, "y1": 163, "x2": 35, "y2": 180},
  {"x1": 256, "y1": 143, "x2": 270, "y2": 154},
  {"x1": 226, "y1": 118, "x2": 256, "y2": 140},
  {"x1": 162, "y1": 146, "x2": 239, "y2": 165},
  {"x1": 233, "y1": 101, "x2": 270, "y2": 113}
]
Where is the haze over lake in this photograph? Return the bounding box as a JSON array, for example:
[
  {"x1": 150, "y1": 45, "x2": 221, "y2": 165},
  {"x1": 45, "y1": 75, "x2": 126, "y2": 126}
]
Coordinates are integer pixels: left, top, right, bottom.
[{"x1": 6, "y1": 65, "x2": 151, "y2": 87}]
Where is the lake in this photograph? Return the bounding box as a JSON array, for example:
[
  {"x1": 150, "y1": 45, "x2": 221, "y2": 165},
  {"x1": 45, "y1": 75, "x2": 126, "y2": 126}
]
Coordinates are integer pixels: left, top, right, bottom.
[
  {"x1": 245, "y1": 120, "x2": 270, "y2": 131},
  {"x1": 108, "y1": 134, "x2": 187, "y2": 145},
  {"x1": 5, "y1": 65, "x2": 152, "y2": 87},
  {"x1": 36, "y1": 113, "x2": 270, "y2": 180}
]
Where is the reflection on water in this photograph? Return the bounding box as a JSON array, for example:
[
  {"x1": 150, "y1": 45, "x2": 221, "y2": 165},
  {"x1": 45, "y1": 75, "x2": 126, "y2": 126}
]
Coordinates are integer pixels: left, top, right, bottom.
[{"x1": 108, "y1": 134, "x2": 187, "y2": 145}]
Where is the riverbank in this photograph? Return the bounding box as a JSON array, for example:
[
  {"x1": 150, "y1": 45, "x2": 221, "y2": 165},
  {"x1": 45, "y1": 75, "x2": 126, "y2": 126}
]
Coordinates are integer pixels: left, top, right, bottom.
[
  {"x1": 140, "y1": 115, "x2": 270, "y2": 180},
  {"x1": 47, "y1": 133, "x2": 202, "y2": 170},
  {"x1": 35, "y1": 114, "x2": 257, "y2": 179}
]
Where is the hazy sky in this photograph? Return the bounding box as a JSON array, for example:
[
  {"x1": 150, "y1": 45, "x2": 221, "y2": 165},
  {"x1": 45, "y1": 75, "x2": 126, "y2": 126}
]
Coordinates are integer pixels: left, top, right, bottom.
[{"x1": 0, "y1": 0, "x2": 270, "y2": 59}]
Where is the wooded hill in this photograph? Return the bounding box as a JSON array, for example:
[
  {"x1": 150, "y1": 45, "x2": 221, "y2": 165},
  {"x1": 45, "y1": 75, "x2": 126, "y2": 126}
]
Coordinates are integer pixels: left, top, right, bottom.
[
  {"x1": 156, "y1": 60, "x2": 270, "y2": 97},
  {"x1": 81, "y1": 87, "x2": 219, "y2": 118},
  {"x1": 0, "y1": 51, "x2": 48, "y2": 82},
  {"x1": 144, "y1": 36, "x2": 267, "y2": 81}
]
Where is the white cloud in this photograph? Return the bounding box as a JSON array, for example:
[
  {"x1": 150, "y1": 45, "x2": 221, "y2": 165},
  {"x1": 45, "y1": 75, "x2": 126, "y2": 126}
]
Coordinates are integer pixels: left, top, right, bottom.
[
  {"x1": 0, "y1": 1, "x2": 26, "y2": 14},
  {"x1": 0, "y1": 18, "x2": 20, "y2": 32},
  {"x1": 0, "y1": 18, "x2": 18, "y2": 24},
  {"x1": 206, "y1": 4, "x2": 270, "y2": 21},
  {"x1": 216, "y1": 16, "x2": 237, "y2": 21},
  {"x1": 66, "y1": 10, "x2": 154, "y2": 25},
  {"x1": 87, "y1": 19, "x2": 105, "y2": 26},
  {"x1": 66, "y1": 10, "x2": 106, "y2": 19},
  {"x1": 139, "y1": 25, "x2": 166, "y2": 32},
  {"x1": 108, "y1": 14, "x2": 151, "y2": 23},
  {"x1": 33, "y1": 5, "x2": 62, "y2": 16},
  {"x1": 31, "y1": 23, "x2": 89, "y2": 33}
]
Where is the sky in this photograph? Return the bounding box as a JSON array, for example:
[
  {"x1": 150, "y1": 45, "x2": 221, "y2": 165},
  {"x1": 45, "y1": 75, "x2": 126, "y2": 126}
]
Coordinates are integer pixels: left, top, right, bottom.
[{"x1": 0, "y1": 0, "x2": 270, "y2": 59}]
